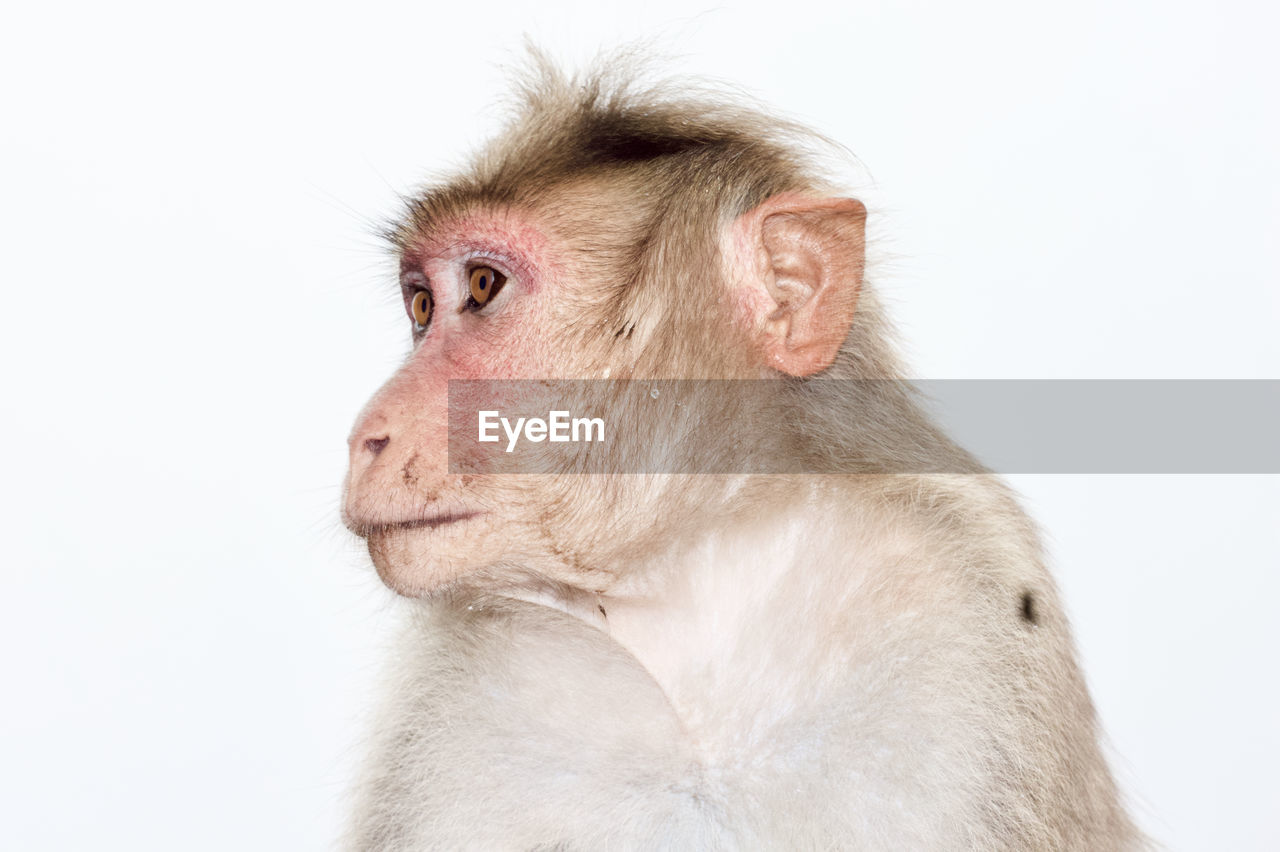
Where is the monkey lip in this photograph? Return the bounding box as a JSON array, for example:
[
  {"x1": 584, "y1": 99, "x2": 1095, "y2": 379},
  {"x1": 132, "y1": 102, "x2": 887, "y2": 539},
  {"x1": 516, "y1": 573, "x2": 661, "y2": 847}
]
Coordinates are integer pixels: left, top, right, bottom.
[{"x1": 347, "y1": 511, "x2": 484, "y2": 538}]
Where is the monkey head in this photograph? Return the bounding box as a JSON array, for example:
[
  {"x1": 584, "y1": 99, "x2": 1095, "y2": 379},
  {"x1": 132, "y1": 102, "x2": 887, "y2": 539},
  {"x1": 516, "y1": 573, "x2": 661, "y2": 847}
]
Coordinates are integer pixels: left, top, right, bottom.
[{"x1": 342, "y1": 116, "x2": 866, "y2": 600}]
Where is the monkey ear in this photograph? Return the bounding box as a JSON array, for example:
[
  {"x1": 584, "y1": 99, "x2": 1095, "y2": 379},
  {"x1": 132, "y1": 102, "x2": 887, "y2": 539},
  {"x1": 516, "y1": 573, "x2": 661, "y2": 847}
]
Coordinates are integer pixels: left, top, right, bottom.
[{"x1": 736, "y1": 195, "x2": 867, "y2": 376}]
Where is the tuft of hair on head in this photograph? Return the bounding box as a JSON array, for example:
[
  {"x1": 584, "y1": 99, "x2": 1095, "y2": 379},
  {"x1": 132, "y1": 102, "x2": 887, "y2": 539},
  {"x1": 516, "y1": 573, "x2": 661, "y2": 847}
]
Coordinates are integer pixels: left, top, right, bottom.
[{"x1": 392, "y1": 43, "x2": 857, "y2": 247}]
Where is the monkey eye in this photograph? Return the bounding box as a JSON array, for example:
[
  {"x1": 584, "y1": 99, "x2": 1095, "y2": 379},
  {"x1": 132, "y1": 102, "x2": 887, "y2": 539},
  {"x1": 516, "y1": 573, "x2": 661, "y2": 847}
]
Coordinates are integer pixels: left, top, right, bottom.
[
  {"x1": 410, "y1": 288, "x2": 433, "y2": 333},
  {"x1": 466, "y1": 265, "x2": 507, "y2": 309}
]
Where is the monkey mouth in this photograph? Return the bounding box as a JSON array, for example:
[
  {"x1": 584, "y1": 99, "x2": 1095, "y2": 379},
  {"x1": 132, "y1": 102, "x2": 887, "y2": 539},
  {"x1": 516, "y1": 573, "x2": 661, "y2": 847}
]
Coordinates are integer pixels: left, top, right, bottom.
[{"x1": 346, "y1": 511, "x2": 484, "y2": 538}]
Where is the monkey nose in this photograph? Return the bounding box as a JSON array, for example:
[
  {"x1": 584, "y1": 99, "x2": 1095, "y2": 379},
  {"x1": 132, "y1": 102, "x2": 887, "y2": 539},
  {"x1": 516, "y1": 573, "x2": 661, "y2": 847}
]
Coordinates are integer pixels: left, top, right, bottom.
[{"x1": 346, "y1": 430, "x2": 391, "y2": 490}]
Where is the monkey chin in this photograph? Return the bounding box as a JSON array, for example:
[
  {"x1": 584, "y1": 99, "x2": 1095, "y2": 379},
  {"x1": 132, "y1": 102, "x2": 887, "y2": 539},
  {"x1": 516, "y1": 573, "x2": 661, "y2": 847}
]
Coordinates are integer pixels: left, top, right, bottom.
[{"x1": 364, "y1": 522, "x2": 486, "y2": 598}]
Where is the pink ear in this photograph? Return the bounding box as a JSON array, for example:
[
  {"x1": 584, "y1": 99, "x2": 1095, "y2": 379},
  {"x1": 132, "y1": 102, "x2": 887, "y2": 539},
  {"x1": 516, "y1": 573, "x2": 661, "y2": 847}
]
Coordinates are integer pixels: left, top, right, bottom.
[{"x1": 734, "y1": 195, "x2": 867, "y2": 376}]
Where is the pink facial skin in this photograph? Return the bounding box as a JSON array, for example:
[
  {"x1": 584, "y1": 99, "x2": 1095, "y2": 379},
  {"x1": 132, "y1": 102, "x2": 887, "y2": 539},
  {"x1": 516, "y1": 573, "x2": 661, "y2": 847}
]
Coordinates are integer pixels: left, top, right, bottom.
[{"x1": 342, "y1": 206, "x2": 579, "y2": 594}]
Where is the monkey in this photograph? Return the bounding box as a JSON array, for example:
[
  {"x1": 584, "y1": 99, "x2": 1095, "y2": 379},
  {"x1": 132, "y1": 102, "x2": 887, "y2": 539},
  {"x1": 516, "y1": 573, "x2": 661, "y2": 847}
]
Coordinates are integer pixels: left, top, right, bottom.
[{"x1": 340, "y1": 54, "x2": 1143, "y2": 850}]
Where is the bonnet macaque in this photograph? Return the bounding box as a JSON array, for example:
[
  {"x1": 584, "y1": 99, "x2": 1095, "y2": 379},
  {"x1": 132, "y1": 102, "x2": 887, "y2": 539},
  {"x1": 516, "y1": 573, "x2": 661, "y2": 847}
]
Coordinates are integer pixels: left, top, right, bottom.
[{"x1": 342, "y1": 57, "x2": 1140, "y2": 850}]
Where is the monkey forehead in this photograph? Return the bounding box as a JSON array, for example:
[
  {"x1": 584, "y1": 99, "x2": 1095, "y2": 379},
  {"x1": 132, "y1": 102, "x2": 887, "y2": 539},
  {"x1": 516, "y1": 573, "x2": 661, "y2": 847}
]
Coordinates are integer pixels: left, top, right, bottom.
[
  {"x1": 397, "y1": 206, "x2": 561, "y2": 273},
  {"x1": 395, "y1": 179, "x2": 653, "y2": 273}
]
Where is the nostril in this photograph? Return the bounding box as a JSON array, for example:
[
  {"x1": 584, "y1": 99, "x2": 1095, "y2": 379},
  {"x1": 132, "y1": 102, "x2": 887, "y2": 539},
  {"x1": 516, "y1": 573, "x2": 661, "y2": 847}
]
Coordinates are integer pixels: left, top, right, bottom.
[{"x1": 364, "y1": 436, "x2": 390, "y2": 455}]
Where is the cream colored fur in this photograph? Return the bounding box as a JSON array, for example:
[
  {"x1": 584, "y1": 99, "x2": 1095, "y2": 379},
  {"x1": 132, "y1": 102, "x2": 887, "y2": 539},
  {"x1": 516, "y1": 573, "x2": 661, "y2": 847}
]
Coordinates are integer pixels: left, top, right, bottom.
[{"x1": 346, "y1": 476, "x2": 1140, "y2": 849}]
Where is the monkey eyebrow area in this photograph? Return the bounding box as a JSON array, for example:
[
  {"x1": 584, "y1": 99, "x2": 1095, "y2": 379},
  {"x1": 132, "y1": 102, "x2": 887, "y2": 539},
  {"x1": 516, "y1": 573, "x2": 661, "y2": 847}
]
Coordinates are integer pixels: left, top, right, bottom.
[{"x1": 400, "y1": 268, "x2": 429, "y2": 290}]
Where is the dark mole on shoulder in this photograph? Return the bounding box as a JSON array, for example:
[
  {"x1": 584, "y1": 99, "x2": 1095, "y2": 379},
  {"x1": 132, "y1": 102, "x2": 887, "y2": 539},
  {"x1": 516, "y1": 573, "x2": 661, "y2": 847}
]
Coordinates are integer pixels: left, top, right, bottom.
[{"x1": 1019, "y1": 591, "x2": 1038, "y2": 626}]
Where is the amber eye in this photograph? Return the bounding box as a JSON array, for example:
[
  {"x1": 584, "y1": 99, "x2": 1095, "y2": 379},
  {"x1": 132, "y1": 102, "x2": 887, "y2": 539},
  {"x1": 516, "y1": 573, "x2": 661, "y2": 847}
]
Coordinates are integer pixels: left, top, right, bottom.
[
  {"x1": 410, "y1": 289, "x2": 433, "y2": 332},
  {"x1": 468, "y1": 265, "x2": 507, "y2": 307}
]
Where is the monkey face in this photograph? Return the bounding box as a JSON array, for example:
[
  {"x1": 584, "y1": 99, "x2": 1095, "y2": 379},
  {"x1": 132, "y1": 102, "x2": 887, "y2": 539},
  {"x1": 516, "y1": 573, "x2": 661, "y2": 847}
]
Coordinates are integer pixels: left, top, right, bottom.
[
  {"x1": 341, "y1": 202, "x2": 702, "y2": 597},
  {"x1": 343, "y1": 208, "x2": 560, "y2": 593}
]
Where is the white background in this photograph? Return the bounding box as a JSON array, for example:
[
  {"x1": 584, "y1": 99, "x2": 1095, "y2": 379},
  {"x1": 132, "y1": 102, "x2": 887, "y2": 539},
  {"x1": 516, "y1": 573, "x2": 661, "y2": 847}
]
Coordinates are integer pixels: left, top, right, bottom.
[{"x1": 2, "y1": 1, "x2": 1276, "y2": 849}]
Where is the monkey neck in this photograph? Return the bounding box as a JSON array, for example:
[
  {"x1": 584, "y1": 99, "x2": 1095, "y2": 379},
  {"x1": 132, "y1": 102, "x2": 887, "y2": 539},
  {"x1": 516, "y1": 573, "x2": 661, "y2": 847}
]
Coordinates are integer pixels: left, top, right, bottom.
[{"x1": 585, "y1": 476, "x2": 919, "y2": 754}]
